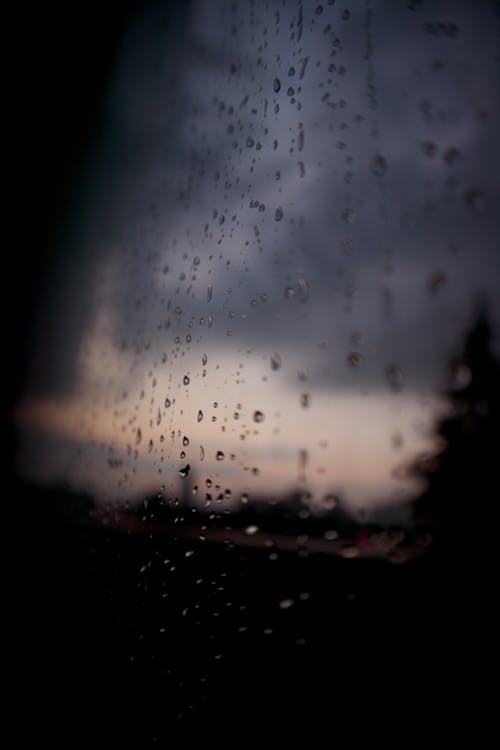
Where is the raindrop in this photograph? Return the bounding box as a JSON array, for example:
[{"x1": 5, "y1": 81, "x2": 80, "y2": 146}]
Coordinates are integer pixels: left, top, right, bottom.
[
  {"x1": 300, "y1": 392, "x2": 311, "y2": 408},
  {"x1": 451, "y1": 364, "x2": 472, "y2": 389},
  {"x1": 136, "y1": 428, "x2": 142, "y2": 445},
  {"x1": 206, "y1": 478, "x2": 213, "y2": 488},
  {"x1": 207, "y1": 284, "x2": 213, "y2": 302},
  {"x1": 279, "y1": 598, "x2": 294, "y2": 610},
  {"x1": 197, "y1": 410, "x2": 203, "y2": 422},
  {"x1": 347, "y1": 352, "x2": 363, "y2": 367},
  {"x1": 216, "y1": 451, "x2": 225, "y2": 461},
  {"x1": 427, "y1": 270, "x2": 447, "y2": 293},
  {"x1": 193, "y1": 256, "x2": 200, "y2": 266},
  {"x1": 148, "y1": 439, "x2": 154, "y2": 454},
  {"x1": 274, "y1": 206, "x2": 284, "y2": 221},
  {"x1": 273, "y1": 78, "x2": 281, "y2": 93},
  {"x1": 342, "y1": 207, "x2": 355, "y2": 224},
  {"x1": 178, "y1": 464, "x2": 191, "y2": 478},
  {"x1": 371, "y1": 154, "x2": 387, "y2": 177},
  {"x1": 241, "y1": 493, "x2": 249, "y2": 504},
  {"x1": 202, "y1": 353, "x2": 208, "y2": 366},
  {"x1": 443, "y1": 147, "x2": 461, "y2": 165},
  {"x1": 324, "y1": 530, "x2": 339, "y2": 541},
  {"x1": 253, "y1": 410, "x2": 265, "y2": 423},
  {"x1": 183, "y1": 375, "x2": 190, "y2": 385},
  {"x1": 386, "y1": 365, "x2": 405, "y2": 391},
  {"x1": 244, "y1": 525, "x2": 259, "y2": 536},
  {"x1": 183, "y1": 436, "x2": 190, "y2": 446},
  {"x1": 270, "y1": 352, "x2": 282, "y2": 370},
  {"x1": 342, "y1": 9, "x2": 351, "y2": 20},
  {"x1": 297, "y1": 124, "x2": 304, "y2": 152},
  {"x1": 322, "y1": 494, "x2": 338, "y2": 510},
  {"x1": 421, "y1": 141, "x2": 437, "y2": 158},
  {"x1": 246, "y1": 135, "x2": 255, "y2": 148},
  {"x1": 200, "y1": 445, "x2": 205, "y2": 461}
]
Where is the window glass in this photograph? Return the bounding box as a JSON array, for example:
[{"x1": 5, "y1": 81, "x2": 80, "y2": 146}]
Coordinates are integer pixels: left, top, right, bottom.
[{"x1": 13, "y1": 0, "x2": 499, "y2": 735}]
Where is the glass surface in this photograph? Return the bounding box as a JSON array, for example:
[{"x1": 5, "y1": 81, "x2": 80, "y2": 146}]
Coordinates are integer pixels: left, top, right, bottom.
[{"x1": 11, "y1": 0, "x2": 499, "y2": 739}]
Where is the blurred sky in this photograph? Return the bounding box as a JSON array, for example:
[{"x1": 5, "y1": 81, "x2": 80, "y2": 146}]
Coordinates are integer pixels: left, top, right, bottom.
[{"x1": 14, "y1": 0, "x2": 500, "y2": 520}]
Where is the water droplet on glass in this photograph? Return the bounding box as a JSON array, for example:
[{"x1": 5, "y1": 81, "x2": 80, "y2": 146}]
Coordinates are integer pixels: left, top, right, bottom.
[
  {"x1": 371, "y1": 154, "x2": 387, "y2": 177},
  {"x1": 342, "y1": 207, "x2": 355, "y2": 224},
  {"x1": 241, "y1": 493, "x2": 249, "y2": 504},
  {"x1": 443, "y1": 146, "x2": 461, "y2": 165},
  {"x1": 165, "y1": 398, "x2": 171, "y2": 408},
  {"x1": 207, "y1": 284, "x2": 213, "y2": 302},
  {"x1": 427, "y1": 270, "x2": 447, "y2": 293},
  {"x1": 244, "y1": 524, "x2": 259, "y2": 536},
  {"x1": 279, "y1": 598, "x2": 294, "y2": 610},
  {"x1": 253, "y1": 410, "x2": 265, "y2": 423},
  {"x1": 202, "y1": 353, "x2": 208, "y2": 366},
  {"x1": 347, "y1": 352, "x2": 363, "y2": 368},
  {"x1": 197, "y1": 410, "x2": 203, "y2": 423},
  {"x1": 273, "y1": 78, "x2": 281, "y2": 93},
  {"x1": 386, "y1": 365, "x2": 405, "y2": 391},
  {"x1": 183, "y1": 436, "x2": 190, "y2": 446},
  {"x1": 136, "y1": 428, "x2": 142, "y2": 445},
  {"x1": 324, "y1": 529, "x2": 339, "y2": 541},
  {"x1": 300, "y1": 392, "x2": 311, "y2": 408},
  {"x1": 451, "y1": 364, "x2": 472, "y2": 389},
  {"x1": 200, "y1": 445, "x2": 205, "y2": 461},
  {"x1": 216, "y1": 451, "x2": 225, "y2": 461},
  {"x1": 270, "y1": 352, "x2": 282, "y2": 370},
  {"x1": 178, "y1": 464, "x2": 191, "y2": 478},
  {"x1": 322, "y1": 494, "x2": 338, "y2": 510},
  {"x1": 274, "y1": 207, "x2": 284, "y2": 221},
  {"x1": 183, "y1": 375, "x2": 190, "y2": 385},
  {"x1": 421, "y1": 141, "x2": 437, "y2": 158}
]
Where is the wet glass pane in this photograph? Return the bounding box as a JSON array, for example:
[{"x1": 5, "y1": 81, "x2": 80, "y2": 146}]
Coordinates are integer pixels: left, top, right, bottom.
[{"x1": 10, "y1": 0, "x2": 499, "y2": 739}]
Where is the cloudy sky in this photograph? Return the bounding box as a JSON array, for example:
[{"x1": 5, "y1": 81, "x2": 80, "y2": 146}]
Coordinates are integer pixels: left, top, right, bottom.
[{"x1": 15, "y1": 0, "x2": 500, "y2": 519}]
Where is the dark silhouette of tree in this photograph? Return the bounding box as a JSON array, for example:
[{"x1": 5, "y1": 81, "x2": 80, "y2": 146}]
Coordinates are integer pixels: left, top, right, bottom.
[{"x1": 413, "y1": 304, "x2": 500, "y2": 562}]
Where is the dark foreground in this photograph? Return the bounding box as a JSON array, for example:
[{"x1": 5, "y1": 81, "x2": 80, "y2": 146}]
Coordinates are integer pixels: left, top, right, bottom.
[{"x1": 12, "y1": 486, "x2": 491, "y2": 743}]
